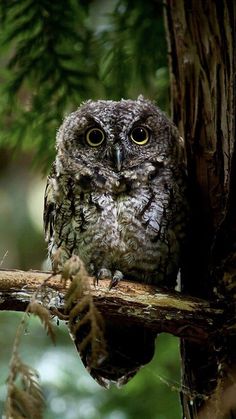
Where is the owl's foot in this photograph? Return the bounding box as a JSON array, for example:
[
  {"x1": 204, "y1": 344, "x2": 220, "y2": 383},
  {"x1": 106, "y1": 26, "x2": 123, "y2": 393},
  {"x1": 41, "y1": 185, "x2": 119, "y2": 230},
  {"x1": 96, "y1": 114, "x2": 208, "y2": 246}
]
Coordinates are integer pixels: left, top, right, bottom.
[
  {"x1": 97, "y1": 268, "x2": 112, "y2": 281},
  {"x1": 93, "y1": 268, "x2": 111, "y2": 286},
  {"x1": 96, "y1": 268, "x2": 123, "y2": 290}
]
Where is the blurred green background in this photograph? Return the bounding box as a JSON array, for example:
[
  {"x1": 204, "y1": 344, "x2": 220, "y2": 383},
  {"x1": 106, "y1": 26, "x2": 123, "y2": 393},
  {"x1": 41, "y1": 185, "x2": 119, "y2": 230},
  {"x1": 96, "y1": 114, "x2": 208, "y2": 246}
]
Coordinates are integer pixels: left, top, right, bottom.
[{"x1": 0, "y1": 1, "x2": 181, "y2": 418}]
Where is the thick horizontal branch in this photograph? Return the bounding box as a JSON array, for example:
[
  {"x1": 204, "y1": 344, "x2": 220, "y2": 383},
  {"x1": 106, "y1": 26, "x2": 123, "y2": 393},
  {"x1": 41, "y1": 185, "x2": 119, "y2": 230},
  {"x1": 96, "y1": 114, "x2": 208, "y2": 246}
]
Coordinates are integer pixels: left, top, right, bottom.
[{"x1": 0, "y1": 268, "x2": 227, "y2": 343}]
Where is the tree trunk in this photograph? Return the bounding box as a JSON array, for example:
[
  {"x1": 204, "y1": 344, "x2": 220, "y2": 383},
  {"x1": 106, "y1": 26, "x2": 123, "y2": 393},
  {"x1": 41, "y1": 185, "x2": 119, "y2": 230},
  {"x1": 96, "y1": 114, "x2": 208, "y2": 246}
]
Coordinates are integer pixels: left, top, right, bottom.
[{"x1": 164, "y1": 0, "x2": 235, "y2": 417}]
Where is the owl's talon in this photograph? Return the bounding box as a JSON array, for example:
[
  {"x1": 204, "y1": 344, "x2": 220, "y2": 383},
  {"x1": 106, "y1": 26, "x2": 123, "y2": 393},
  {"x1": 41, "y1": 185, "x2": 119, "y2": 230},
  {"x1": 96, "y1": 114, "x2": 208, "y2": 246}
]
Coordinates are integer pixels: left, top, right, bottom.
[
  {"x1": 109, "y1": 270, "x2": 123, "y2": 290},
  {"x1": 108, "y1": 278, "x2": 118, "y2": 290},
  {"x1": 93, "y1": 276, "x2": 99, "y2": 287}
]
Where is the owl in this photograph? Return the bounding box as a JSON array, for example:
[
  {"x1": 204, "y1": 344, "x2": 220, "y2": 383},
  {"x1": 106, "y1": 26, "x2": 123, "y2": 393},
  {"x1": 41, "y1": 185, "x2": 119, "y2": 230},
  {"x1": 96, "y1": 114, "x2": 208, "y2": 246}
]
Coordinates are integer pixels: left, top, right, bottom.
[{"x1": 44, "y1": 96, "x2": 188, "y2": 387}]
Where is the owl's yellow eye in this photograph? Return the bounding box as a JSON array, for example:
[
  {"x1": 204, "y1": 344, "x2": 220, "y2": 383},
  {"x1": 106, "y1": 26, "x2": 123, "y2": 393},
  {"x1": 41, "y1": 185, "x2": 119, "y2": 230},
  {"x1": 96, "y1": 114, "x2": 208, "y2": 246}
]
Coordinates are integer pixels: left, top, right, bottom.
[
  {"x1": 130, "y1": 126, "x2": 149, "y2": 145},
  {"x1": 86, "y1": 128, "x2": 105, "y2": 147}
]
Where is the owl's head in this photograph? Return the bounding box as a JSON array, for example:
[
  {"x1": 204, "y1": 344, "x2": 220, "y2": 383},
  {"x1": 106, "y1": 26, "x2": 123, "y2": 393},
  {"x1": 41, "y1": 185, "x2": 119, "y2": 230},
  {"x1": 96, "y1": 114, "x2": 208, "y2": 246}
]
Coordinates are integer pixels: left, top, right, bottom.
[{"x1": 56, "y1": 97, "x2": 185, "y2": 186}]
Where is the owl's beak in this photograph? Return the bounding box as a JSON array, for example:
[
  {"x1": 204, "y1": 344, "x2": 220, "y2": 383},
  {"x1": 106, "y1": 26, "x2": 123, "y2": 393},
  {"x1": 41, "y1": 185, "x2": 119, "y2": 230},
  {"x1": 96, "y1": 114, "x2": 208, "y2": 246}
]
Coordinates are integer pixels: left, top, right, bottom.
[{"x1": 113, "y1": 145, "x2": 123, "y2": 171}]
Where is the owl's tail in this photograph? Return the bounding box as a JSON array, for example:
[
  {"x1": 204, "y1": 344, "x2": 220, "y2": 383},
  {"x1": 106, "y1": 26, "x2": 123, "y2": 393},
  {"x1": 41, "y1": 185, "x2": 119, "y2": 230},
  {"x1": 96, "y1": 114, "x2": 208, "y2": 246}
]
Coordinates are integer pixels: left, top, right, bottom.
[{"x1": 74, "y1": 318, "x2": 157, "y2": 388}]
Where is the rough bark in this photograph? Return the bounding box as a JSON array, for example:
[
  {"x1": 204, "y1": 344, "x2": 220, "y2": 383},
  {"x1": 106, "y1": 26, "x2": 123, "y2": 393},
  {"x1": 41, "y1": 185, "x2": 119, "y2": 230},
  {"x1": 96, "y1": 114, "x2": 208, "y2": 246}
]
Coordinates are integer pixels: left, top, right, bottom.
[
  {"x1": 0, "y1": 268, "x2": 226, "y2": 343},
  {"x1": 164, "y1": 0, "x2": 235, "y2": 417}
]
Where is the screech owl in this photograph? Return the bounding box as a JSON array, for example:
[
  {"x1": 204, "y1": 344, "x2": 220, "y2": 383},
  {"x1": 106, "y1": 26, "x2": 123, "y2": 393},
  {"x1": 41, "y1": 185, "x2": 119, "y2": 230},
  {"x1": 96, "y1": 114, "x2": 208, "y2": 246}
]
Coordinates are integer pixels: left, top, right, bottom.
[{"x1": 44, "y1": 96, "x2": 188, "y2": 387}]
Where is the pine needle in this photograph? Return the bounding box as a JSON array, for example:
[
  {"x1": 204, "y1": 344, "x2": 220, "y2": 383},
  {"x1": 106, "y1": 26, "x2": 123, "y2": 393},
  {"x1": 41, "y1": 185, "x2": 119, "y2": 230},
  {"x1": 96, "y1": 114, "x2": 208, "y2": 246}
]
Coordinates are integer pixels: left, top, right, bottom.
[
  {"x1": 28, "y1": 300, "x2": 56, "y2": 344},
  {"x1": 62, "y1": 255, "x2": 108, "y2": 369}
]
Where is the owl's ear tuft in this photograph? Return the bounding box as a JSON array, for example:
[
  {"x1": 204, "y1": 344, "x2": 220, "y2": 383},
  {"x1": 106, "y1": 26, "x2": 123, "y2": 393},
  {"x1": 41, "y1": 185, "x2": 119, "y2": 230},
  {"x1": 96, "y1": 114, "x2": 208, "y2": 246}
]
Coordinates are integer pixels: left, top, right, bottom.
[
  {"x1": 79, "y1": 99, "x2": 92, "y2": 108},
  {"x1": 137, "y1": 95, "x2": 156, "y2": 108},
  {"x1": 137, "y1": 94, "x2": 146, "y2": 102}
]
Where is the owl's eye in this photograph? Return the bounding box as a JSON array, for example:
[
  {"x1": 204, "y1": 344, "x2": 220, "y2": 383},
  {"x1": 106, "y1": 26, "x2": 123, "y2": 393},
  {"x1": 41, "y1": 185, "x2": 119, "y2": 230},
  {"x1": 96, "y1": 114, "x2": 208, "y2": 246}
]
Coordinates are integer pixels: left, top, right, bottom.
[
  {"x1": 86, "y1": 128, "x2": 105, "y2": 147},
  {"x1": 130, "y1": 126, "x2": 150, "y2": 145}
]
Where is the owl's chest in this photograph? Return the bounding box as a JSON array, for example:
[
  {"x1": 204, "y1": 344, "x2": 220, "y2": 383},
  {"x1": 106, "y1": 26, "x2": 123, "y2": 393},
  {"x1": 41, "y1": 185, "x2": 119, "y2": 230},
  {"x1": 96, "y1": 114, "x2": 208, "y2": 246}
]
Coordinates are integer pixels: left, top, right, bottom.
[
  {"x1": 70, "y1": 188, "x2": 164, "y2": 261},
  {"x1": 84, "y1": 188, "x2": 156, "y2": 228},
  {"x1": 53, "y1": 181, "x2": 179, "y2": 281}
]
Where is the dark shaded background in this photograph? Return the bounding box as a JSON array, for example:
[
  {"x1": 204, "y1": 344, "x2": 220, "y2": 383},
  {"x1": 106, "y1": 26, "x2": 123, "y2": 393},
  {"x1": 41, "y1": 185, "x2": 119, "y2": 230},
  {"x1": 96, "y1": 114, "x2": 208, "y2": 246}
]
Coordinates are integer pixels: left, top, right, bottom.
[{"x1": 0, "y1": 1, "x2": 181, "y2": 417}]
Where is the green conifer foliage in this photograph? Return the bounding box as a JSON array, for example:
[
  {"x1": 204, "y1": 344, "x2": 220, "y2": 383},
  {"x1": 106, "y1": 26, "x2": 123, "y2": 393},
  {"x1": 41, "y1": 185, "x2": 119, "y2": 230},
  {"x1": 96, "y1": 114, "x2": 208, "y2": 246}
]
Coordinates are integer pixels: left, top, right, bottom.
[{"x1": 0, "y1": 0, "x2": 168, "y2": 169}]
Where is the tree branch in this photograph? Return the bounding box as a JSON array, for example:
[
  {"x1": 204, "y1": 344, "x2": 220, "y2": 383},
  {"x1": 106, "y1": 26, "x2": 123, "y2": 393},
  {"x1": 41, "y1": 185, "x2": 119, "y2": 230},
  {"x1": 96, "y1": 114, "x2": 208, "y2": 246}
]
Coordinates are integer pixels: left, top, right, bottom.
[{"x1": 0, "y1": 268, "x2": 227, "y2": 343}]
